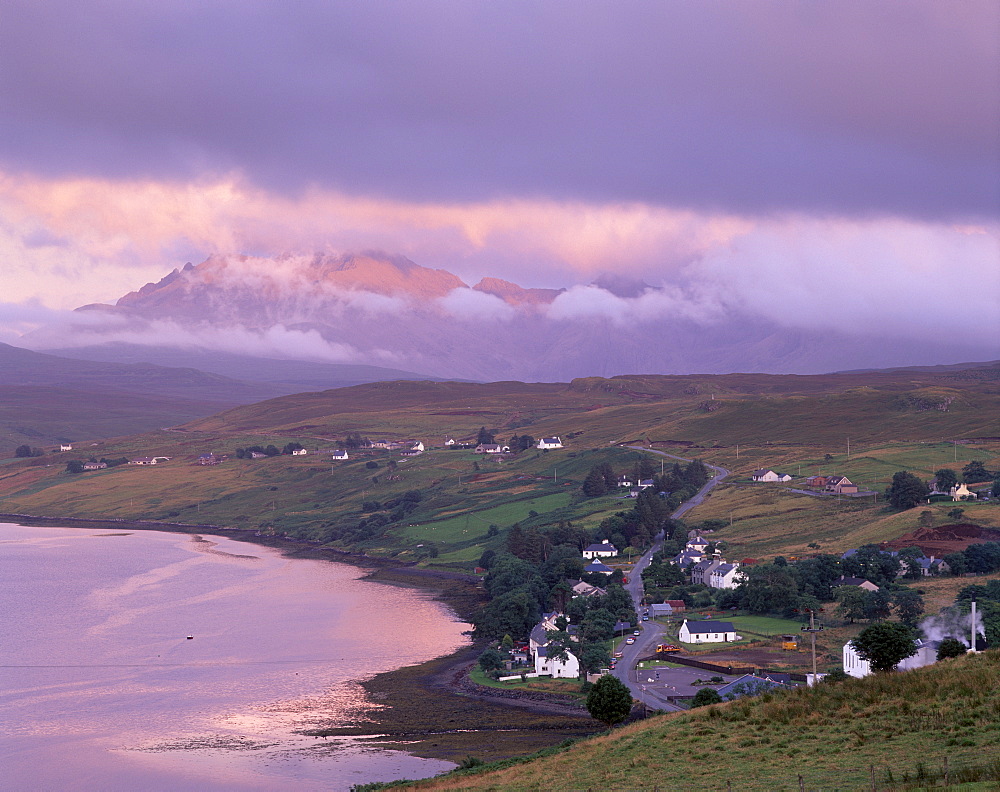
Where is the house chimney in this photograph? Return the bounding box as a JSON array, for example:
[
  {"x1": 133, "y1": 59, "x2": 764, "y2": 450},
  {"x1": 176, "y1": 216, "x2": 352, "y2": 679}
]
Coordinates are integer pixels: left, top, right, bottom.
[{"x1": 971, "y1": 601, "x2": 977, "y2": 653}]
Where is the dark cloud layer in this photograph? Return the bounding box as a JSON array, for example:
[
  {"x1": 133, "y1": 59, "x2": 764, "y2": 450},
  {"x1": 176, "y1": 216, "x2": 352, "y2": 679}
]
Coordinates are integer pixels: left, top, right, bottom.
[{"x1": 3, "y1": 1, "x2": 997, "y2": 219}]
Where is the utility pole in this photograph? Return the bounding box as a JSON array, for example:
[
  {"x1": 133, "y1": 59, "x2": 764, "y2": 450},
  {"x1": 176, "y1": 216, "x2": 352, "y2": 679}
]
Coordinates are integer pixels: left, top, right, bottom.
[
  {"x1": 847, "y1": 437, "x2": 850, "y2": 458},
  {"x1": 801, "y1": 609, "x2": 824, "y2": 684}
]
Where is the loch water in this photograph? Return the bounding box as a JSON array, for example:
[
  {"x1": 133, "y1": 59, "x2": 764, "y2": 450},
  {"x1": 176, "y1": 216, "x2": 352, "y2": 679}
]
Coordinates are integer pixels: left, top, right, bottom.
[{"x1": 0, "y1": 523, "x2": 470, "y2": 791}]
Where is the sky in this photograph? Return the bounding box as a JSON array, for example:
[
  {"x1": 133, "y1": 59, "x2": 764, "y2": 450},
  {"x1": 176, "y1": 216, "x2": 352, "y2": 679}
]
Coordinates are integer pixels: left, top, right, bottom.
[{"x1": 1, "y1": 1, "x2": 998, "y2": 356}]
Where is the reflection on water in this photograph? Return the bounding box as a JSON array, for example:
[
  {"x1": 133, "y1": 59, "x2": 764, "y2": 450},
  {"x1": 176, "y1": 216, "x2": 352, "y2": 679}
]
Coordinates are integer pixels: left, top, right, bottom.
[{"x1": 0, "y1": 524, "x2": 470, "y2": 790}]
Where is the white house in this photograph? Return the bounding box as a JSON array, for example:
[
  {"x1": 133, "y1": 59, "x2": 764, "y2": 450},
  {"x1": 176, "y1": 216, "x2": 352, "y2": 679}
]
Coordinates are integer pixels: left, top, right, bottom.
[
  {"x1": 475, "y1": 443, "x2": 509, "y2": 454},
  {"x1": 291, "y1": 448, "x2": 308, "y2": 456},
  {"x1": 129, "y1": 457, "x2": 158, "y2": 465},
  {"x1": 776, "y1": 473, "x2": 793, "y2": 482},
  {"x1": 690, "y1": 558, "x2": 723, "y2": 585},
  {"x1": 444, "y1": 437, "x2": 456, "y2": 446},
  {"x1": 59, "y1": 443, "x2": 73, "y2": 452},
  {"x1": 537, "y1": 437, "x2": 563, "y2": 449},
  {"x1": 331, "y1": 450, "x2": 349, "y2": 460},
  {"x1": 410, "y1": 441, "x2": 425, "y2": 452},
  {"x1": 708, "y1": 562, "x2": 744, "y2": 589},
  {"x1": 534, "y1": 646, "x2": 580, "y2": 678},
  {"x1": 843, "y1": 639, "x2": 936, "y2": 678},
  {"x1": 678, "y1": 619, "x2": 738, "y2": 644},
  {"x1": 950, "y1": 483, "x2": 977, "y2": 501},
  {"x1": 583, "y1": 540, "x2": 618, "y2": 560},
  {"x1": 752, "y1": 469, "x2": 780, "y2": 482}
]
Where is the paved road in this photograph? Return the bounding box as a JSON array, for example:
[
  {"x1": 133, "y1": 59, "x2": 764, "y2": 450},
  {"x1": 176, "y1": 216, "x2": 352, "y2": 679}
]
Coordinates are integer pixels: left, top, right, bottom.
[{"x1": 612, "y1": 448, "x2": 730, "y2": 711}]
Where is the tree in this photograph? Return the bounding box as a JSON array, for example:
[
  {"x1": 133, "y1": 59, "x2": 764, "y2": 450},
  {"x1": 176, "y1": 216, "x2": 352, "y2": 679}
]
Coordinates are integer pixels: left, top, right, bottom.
[
  {"x1": 962, "y1": 460, "x2": 990, "y2": 483},
  {"x1": 836, "y1": 586, "x2": 868, "y2": 624},
  {"x1": 64, "y1": 459, "x2": 84, "y2": 474},
  {"x1": 936, "y1": 637, "x2": 967, "y2": 660},
  {"x1": 578, "y1": 642, "x2": 612, "y2": 675},
  {"x1": 934, "y1": 468, "x2": 958, "y2": 492},
  {"x1": 850, "y1": 623, "x2": 917, "y2": 673},
  {"x1": 992, "y1": 474, "x2": 1000, "y2": 500},
  {"x1": 886, "y1": 471, "x2": 929, "y2": 510},
  {"x1": 863, "y1": 590, "x2": 893, "y2": 622},
  {"x1": 690, "y1": 688, "x2": 723, "y2": 708},
  {"x1": 585, "y1": 674, "x2": 633, "y2": 728},
  {"x1": 478, "y1": 648, "x2": 505, "y2": 673},
  {"x1": 14, "y1": 444, "x2": 31, "y2": 458},
  {"x1": 892, "y1": 589, "x2": 925, "y2": 627},
  {"x1": 476, "y1": 426, "x2": 495, "y2": 445},
  {"x1": 582, "y1": 466, "x2": 609, "y2": 497}
]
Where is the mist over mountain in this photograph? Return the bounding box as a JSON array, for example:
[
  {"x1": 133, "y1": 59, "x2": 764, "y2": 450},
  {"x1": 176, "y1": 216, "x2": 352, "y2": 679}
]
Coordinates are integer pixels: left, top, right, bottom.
[{"x1": 24, "y1": 253, "x2": 996, "y2": 381}]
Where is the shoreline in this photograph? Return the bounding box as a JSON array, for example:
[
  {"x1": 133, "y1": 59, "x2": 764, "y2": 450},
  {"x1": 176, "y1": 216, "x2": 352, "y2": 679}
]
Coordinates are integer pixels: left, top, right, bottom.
[{"x1": 0, "y1": 512, "x2": 601, "y2": 764}]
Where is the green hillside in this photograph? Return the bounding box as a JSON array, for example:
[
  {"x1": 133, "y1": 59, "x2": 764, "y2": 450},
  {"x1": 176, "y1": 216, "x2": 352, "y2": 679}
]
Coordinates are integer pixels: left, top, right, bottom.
[
  {"x1": 1, "y1": 368, "x2": 997, "y2": 566},
  {"x1": 390, "y1": 650, "x2": 1000, "y2": 791}
]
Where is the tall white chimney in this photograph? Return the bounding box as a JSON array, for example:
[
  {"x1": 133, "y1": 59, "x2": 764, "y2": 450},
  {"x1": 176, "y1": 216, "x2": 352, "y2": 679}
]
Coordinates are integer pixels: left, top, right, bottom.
[{"x1": 971, "y1": 601, "x2": 977, "y2": 653}]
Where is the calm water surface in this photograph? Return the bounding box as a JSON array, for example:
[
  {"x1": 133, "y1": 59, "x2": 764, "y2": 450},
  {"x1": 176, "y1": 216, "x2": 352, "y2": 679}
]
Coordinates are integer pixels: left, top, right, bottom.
[{"x1": 0, "y1": 524, "x2": 470, "y2": 791}]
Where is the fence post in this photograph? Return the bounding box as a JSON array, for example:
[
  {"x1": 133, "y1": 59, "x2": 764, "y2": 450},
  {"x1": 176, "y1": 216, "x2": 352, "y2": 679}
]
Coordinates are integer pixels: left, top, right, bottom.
[
  {"x1": 870, "y1": 764, "x2": 876, "y2": 792},
  {"x1": 944, "y1": 756, "x2": 949, "y2": 786}
]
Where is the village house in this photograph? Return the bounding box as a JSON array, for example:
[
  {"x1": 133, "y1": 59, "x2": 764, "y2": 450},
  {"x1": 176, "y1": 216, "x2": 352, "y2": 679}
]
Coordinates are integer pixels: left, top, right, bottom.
[
  {"x1": 475, "y1": 443, "x2": 509, "y2": 454},
  {"x1": 832, "y1": 575, "x2": 880, "y2": 592},
  {"x1": 534, "y1": 645, "x2": 580, "y2": 678},
  {"x1": 679, "y1": 619, "x2": 738, "y2": 644},
  {"x1": 671, "y1": 549, "x2": 705, "y2": 568},
  {"x1": 196, "y1": 453, "x2": 218, "y2": 465},
  {"x1": 331, "y1": 450, "x2": 349, "y2": 460},
  {"x1": 570, "y1": 580, "x2": 607, "y2": 599},
  {"x1": 950, "y1": 483, "x2": 977, "y2": 501},
  {"x1": 443, "y1": 437, "x2": 456, "y2": 446},
  {"x1": 129, "y1": 456, "x2": 169, "y2": 465},
  {"x1": 708, "y1": 562, "x2": 744, "y2": 589},
  {"x1": 649, "y1": 600, "x2": 687, "y2": 617},
  {"x1": 82, "y1": 461, "x2": 107, "y2": 471},
  {"x1": 716, "y1": 673, "x2": 791, "y2": 700},
  {"x1": 59, "y1": 443, "x2": 73, "y2": 452},
  {"x1": 805, "y1": 475, "x2": 829, "y2": 488},
  {"x1": 582, "y1": 539, "x2": 618, "y2": 560},
  {"x1": 690, "y1": 557, "x2": 723, "y2": 585},
  {"x1": 583, "y1": 559, "x2": 614, "y2": 576},
  {"x1": 291, "y1": 448, "x2": 307, "y2": 456},
  {"x1": 825, "y1": 475, "x2": 859, "y2": 494},
  {"x1": 536, "y1": 437, "x2": 563, "y2": 449}
]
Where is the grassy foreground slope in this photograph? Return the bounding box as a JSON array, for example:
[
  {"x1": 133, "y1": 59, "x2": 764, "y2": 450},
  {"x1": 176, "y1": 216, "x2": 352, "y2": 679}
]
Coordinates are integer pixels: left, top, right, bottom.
[{"x1": 401, "y1": 651, "x2": 1000, "y2": 792}]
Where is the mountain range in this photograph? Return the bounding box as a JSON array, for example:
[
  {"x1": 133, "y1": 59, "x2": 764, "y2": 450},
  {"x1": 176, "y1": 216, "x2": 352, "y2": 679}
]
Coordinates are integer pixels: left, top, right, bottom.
[{"x1": 22, "y1": 252, "x2": 998, "y2": 381}]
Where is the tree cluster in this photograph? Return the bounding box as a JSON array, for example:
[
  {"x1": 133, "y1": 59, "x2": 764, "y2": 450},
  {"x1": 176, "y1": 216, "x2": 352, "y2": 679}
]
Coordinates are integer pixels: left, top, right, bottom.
[
  {"x1": 235, "y1": 445, "x2": 280, "y2": 458},
  {"x1": 886, "y1": 471, "x2": 929, "y2": 509},
  {"x1": 507, "y1": 434, "x2": 536, "y2": 453},
  {"x1": 14, "y1": 445, "x2": 45, "y2": 458}
]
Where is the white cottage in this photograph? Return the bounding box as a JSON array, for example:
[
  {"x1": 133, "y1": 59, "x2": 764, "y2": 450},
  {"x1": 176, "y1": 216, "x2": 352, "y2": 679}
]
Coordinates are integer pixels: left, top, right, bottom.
[
  {"x1": 678, "y1": 619, "x2": 738, "y2": 644},
  {"x1": 537, "y1": 437, "x2": 564, "y2": 449},
  {"x1": 582, "y1": 540, "x2": 618, "y2": 559}
]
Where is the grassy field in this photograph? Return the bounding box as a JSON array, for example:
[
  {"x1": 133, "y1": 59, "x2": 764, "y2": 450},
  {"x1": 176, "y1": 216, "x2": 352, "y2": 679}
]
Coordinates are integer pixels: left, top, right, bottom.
[
  {"x1": 1, "y1": 371, "x2": 997, "y2": 567},
  {"x1": 394, "y1": 650, "x2": 1000, "y2": 791}
]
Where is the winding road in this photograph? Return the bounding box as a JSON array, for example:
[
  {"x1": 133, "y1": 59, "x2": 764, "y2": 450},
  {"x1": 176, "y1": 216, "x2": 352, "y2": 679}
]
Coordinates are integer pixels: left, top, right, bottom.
[{"x1": 613, "y1": 448, "x2": 730, "y2": 711}]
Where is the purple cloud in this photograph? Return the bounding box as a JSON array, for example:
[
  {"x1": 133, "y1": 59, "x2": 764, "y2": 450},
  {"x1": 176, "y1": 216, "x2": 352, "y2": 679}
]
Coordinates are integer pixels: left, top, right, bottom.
[{"x1": 1, "y1": 1, "x2": 996, "y2": 219}]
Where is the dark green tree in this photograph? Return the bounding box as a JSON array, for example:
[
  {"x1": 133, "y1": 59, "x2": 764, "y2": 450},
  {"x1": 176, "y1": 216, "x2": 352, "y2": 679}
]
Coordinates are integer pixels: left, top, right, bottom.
[
  {"x1": 585, "y1": 674, "x2": 633, "y2": 728},
  {"x1": 64, "y1": 459, "x2": 84, "y2": 474},
  {"x1": 936, "y1": 637, "x2": 967, "y2": 660},
  {"x1": 478, "y1": 648, "x2": 506, "y2": 673},
  {"x1": 690, "y1": 688, "x2": 723, "y2": 708},
  {"x1": 836, "y1": 586, "x2": 868, "y2": 624},
  {"x1": 886, "y1": 471, "x2": 929, "y2": 510},
  {"x1": 578, "y1": 642, "x2": 612, "y2": 674},
  {"x1": 934, "y1": 468, "x2": 958, "y2": 492},
  {"x1": 850, "y1": 623, "x2": 917, "y2": 673},
  {"x1": 992, "y1": 474, "x2": 1000, "y2": 499},
  {"x1": 582, "y1": 466, "x2": 609, "y2": 497},
  {"x1": 962, "y1": 460, "x2": 990, "y2": 483},
  {"x1": 892, "y1": 589, "x2": 925, "y2": 627},
  {"x1": 862, "y1": 590, "x2": 893, "y2": 622},
  {"x1": 14, "y1": 444, "x2": 31, "y2": 458},
  {"x1": 476, "y1": 426, "x2": 495, "y2": 445}
]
